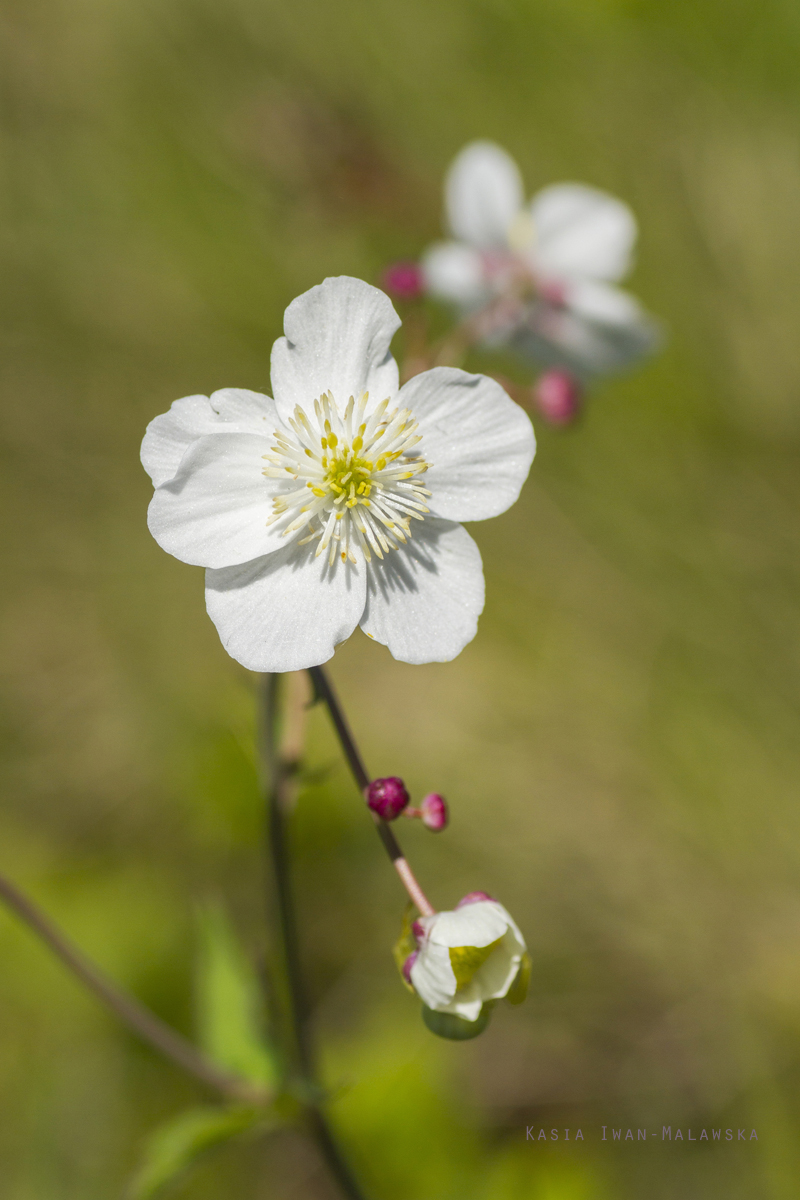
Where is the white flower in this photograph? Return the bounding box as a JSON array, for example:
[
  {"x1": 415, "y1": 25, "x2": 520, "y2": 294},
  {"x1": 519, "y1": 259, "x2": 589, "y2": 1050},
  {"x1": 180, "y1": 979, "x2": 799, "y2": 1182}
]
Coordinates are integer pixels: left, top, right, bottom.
[
  {"x1": 421, "y1": 140, "x2": 659, "y2": 377},
  {"x1": 410, "y1": 898, "x2": 527, "y2": 1022},
  {"x1": 142, "y1": 276, "x2": 535, "y2": 672}
]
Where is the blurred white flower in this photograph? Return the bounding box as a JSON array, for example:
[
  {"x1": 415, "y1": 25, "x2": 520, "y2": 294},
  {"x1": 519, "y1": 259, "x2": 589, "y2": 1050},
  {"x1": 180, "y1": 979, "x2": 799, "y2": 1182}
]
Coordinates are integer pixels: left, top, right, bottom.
[
  {"x1": 410, "y1": 895, "x2": 527, "y2": 1021},
  {"x1": 142, "y1": 276, "x2": 535, "y2": 672},
  {"x1": 421, "y1": 141, "x2": 659, "y2": 377}
]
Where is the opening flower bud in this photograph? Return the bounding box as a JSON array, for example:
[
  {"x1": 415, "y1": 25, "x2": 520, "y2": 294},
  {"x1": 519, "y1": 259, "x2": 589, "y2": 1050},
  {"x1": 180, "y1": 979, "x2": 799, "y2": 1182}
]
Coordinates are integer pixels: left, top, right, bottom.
[
  {"x1": 366, "y1": 776, "x2": 410, "y2": 821},
  {"x1": 533, "y1": 369, "x2": 582, "y2": 426},
  {"x1": 456, "y1": 891, "x2": 494, "y2": 908},
  {"x1": 382, "y1": 261, "x2": 424, "y2": 301},
  {"x1": 420, "y1": 793, "x2": 448, "y2": 832}
]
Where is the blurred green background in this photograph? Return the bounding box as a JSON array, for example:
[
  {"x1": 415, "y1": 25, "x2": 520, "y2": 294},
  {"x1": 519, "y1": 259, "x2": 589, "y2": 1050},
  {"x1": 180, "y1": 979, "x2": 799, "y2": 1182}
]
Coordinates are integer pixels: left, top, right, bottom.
[{"x1": 2, "y1": 0, "x2": 800, "y2": 1195}]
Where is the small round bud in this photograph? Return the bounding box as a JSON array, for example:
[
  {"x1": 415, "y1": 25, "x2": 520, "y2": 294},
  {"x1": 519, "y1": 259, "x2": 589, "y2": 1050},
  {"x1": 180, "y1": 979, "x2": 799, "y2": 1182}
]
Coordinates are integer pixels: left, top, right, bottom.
[
  {"x1": 534, "y1": 369, "x2": 582, "y2": 426},
  {"x1": 402, "y1": 951, "x2": 418, "y2": 985},
  {"x1": 411, "y1": 919, "x2": 426, "y2": 943},
  {"x1": 456, "y1": 891, "x2": 494, "y2": 908},
  {"x1": 366, "y1": 776, "x2": 410, "y2": 821},
  {"x1": 420, "y1": 793, "x2": 448, "y2": 832},
  {"x1": 382, "y1": 261, "x2": 424, "y2": 301}
]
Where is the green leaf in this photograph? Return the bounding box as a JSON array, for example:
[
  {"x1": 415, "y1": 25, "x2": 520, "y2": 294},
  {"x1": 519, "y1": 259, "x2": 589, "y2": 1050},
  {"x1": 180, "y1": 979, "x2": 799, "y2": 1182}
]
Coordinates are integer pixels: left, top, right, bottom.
[
  {"x1": 128, "y1": 1105, "x2": 266, "y2": 1199},
  {"x1": 506, "y1": 952, "x2": 532, "y2": 1005},
  {"x1": 392, "y1": 902, "x2": 417, "y2": 991},
  {"x1": 195, "y1": 903, "x2": 279, "y2": 1088},
  {"x1": 421, "y1": 1003, "x2": 493, "y2": 1040}
]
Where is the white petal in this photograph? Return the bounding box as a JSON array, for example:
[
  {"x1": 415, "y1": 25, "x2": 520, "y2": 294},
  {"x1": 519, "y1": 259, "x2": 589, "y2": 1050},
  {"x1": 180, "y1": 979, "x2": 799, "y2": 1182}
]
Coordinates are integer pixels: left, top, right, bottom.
[
  {"x1": 421, "y1": 241, "x2": 488, "y2": 308},
  {"x1": 472, "y1": 929, "x2": 523, "y2": 999},
  {"x1": 531, "y1": 183, "x2": 637, "y2": 282},
  {"x1": 429, "y1": 901, "x2": 511, "y2": 949},
  {"x1": 562, "y1": 278, "x2": 644, "y2": 326},
  {"x1": 399, "y1": 367, "x2": 535, "y2": 522},
  {"x1": 270, "y1": 276, "x2": 400, "y2": 425},
  {"x1": 141, "y1": 395, "x2": 219, "y2": 487},
  {"x1": 409, "y1": 942, "x2": 457, "y2": 1010},
  {"x1": 360, "y1": 520, "x2": 484, "y2": 665},
  {"x1": 445, "y1": 141, "x2": 524, "y2": 248},
  {"x1": 513, "y1": 297, "x2": 660, "y2": 377},
  {"x1": 209, "y1": 387, "x2": 279, "y2": 429},
  {"x1": 440, "y1": 994, "x2": 484, "y2": 1021},
  {"x1": 147, "y1": 433, "x2": 281, "y2": 568},
  {"x1": 205, "y1": 542, "x2": 367, "y2": 673},
  {"x1": 141, "y1": 390, "x2": 278, "y2": 486}
]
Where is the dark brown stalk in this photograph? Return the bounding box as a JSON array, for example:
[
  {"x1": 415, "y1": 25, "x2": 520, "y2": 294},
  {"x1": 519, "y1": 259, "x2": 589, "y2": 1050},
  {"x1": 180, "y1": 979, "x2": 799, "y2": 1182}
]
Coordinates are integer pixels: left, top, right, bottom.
[{"x1": 260, "y1": 672, "x2": 368, "y2": 1200}]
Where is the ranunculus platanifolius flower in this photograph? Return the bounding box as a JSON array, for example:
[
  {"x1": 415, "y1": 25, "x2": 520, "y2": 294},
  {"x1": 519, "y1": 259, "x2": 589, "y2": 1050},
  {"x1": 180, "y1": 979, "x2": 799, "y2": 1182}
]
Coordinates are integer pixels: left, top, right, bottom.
[
  {"x1": 421, "y1": 140, "x2": 659, "y2": 378},
  {"x1": 142, "y1": 276, "x2": 535, "y2": 672},
  {"x1": 409, "y1": 895, "x2": 528, "y2": 1022}
]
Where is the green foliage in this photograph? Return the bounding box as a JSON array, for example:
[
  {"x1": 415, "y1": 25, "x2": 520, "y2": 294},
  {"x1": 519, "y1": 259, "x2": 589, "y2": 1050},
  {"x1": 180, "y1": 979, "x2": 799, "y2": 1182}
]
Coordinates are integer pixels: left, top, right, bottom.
[
  {"x1": 127, "y1": 1105, "x2": 267, "y2": 1199},
  {"x1": 195, "y1": 903, "x2": 279, "y2": 1089},
  {"x1": 421, "y1": 1003, "x2": 492, "y2": 1040}
]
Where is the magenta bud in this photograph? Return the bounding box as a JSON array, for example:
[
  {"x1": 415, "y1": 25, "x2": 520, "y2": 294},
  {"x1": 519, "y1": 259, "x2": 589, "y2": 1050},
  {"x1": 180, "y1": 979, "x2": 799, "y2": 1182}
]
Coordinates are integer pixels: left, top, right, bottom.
[
  {"x1": 411, "y1": 919, "x2": 426, "y2": 943},
  {"x1": 402, "y1": 951, "x2": 418, "y2": 985},
  {"x1": 456, "y1": 891, "x2": 494, "y2": 908},
  {"x1": 382, "y1": 261, "x2": 424, "y2": 301},
  {"x1": 366, "y1": 776, "x2": 410, "y2": 820},
  {"x1": 534, "y1": 370, "x2": 582, "y2": 426},
  {"x1": 420, "y1": 793, "x2": 448, "y2": 832}
]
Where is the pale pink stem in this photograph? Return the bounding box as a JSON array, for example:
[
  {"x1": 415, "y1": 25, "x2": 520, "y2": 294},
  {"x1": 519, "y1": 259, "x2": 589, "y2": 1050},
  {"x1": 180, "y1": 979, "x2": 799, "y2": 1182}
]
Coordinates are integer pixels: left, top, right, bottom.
[{"x1": 392, "y1": 857, "x2": 436, "y2": 917}]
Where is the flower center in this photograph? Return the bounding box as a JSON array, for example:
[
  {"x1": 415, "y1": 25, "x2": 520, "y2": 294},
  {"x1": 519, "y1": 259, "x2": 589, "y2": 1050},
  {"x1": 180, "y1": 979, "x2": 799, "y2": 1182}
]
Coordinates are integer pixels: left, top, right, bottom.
[{"x1": 262, "y1": 390, "x2": 431, "y2": 566}]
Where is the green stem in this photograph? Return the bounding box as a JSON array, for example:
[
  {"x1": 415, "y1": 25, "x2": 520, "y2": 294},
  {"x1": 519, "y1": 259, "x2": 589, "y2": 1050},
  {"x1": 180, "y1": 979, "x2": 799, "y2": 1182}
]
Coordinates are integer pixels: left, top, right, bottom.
[{"x1": 260, "y1": 673, "x2": 368, "y2": 1200}]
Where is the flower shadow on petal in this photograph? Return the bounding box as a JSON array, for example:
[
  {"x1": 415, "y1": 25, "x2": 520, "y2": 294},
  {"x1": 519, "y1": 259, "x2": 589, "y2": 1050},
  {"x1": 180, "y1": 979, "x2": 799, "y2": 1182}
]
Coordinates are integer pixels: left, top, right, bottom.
[
  {"x1": 365, "y1": 520, "x2": 453, "y2": 604},
  {"x1": 207, "y1": 537, "x2": 363, "y2": 594}
]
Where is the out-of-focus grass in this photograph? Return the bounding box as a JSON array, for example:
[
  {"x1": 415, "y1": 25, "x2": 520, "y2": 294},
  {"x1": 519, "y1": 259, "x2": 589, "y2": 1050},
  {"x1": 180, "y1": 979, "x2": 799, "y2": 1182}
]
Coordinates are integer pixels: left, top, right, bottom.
[{"x1": 1, "y1": 0, "x2": 800, "y2": 1196}]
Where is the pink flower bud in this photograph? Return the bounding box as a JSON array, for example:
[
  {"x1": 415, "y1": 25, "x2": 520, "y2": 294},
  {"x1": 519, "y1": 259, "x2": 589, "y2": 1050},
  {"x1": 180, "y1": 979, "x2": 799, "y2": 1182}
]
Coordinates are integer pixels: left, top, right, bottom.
[
  {"x1": 456, "y1": 891, "x2": 494, "y2": 908},
  {"x1": 420, "y1": 793, "x2": 448, "y2": 832},
  {"x1": 382, "y1": 261, "x2": 424, "y2": 301},
  {"x1": 534, "y1": 370, "x2": 582, "y2": 426},
  {"x1": 366, "y1": 776, "x2": 410, "y2": 820},
  {"x1": 402, "y1": 951, "x2": 418, "y2": 985}
]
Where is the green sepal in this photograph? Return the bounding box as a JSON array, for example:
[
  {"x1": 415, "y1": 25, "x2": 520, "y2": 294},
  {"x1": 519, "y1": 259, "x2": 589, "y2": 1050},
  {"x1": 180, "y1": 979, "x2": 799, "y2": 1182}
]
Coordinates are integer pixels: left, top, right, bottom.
[
  {"x1": 127, "y1": 1105, "x2": 272, "y2": 1199},
  {"x1": 392, "y1": 902, "x2": 417, "y2": 992},
  {"x1": 421, "y1": 1003, "x2": 492, "y2": 1040},
  {"x1": 506, "y1": 952, "x2": 531, "y2": 1005}
]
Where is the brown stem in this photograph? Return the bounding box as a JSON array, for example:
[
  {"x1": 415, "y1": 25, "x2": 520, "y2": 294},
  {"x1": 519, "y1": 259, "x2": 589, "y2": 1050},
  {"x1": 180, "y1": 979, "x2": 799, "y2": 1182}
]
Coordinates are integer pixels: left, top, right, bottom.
[
  {"x1": 307, "y1": 666, "x2": 435, "y2": 916},
  {"x1": 0, "y1": 873, "x2": 263, "y2": 1102}
]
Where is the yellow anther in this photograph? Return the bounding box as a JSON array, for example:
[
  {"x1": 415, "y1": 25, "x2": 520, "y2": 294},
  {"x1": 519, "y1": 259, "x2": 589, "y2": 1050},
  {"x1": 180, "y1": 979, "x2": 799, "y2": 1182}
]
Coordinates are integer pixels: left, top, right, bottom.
[
  {"x1": 352, "y1": 436, "x2": 363, "y2": 452},
  {"x1": 376, "y1": 458, "x2": 386, "y2": 471}
]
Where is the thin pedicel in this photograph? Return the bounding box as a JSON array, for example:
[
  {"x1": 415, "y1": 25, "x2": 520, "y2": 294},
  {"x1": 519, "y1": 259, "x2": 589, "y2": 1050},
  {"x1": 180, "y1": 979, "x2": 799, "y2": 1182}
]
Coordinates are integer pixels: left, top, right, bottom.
[{"x1": 308, "y1": 664, "x2": 435, "y2": 917}]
